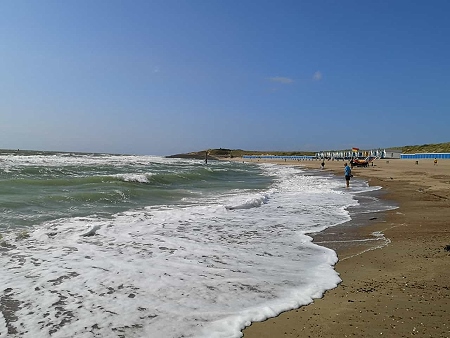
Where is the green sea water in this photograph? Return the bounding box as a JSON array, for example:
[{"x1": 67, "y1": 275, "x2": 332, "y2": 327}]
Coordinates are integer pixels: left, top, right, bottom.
[{"x1": 0, "y1": 149, "x2": 271, "y2": 230}]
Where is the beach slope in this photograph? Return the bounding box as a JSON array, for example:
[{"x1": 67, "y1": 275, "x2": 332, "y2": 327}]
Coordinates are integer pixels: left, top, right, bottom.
[{"x1": 242, "y1": 158, "x2": 450, "y2": 338}]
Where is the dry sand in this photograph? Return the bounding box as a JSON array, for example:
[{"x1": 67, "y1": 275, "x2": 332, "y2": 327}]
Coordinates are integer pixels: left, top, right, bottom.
[{"x1": 240, "y1": 158, "x2": 450, "y2": 338}]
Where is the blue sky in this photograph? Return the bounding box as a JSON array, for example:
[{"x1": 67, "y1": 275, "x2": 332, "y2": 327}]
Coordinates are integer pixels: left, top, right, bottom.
[{"x1": 1, "y1": 1, "x2": 449, "y2": 155}]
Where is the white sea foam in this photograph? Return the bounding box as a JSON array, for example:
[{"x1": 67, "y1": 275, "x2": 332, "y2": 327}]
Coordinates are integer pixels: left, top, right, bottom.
[
  {"x1": 0, "y1": 153, "x2": 192, "y2": 170},
  {"x1": 113, "y1": 173, "x2": 151, "y2": 183},
  {"x1": 0, "y1": 161, "x2": 372, "y2": 338},
  {"x1": 0, "y1": 311, "x2": 6, "y2": 337},
  {"x1": 225, "y1": 194, "x2": 269, "y2": 210}
]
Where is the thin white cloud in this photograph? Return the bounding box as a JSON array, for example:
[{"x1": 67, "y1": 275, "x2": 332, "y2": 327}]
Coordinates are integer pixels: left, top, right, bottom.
[
  {"x1": 312, "y1": 71, "x2": 322, "y2": 81},
  {"x1": 268, "y1": 76, "x2": 294, "y2": 84}
]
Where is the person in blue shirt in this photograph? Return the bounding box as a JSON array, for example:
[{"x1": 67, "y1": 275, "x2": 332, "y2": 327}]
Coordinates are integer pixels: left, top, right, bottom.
[{"x1": 344, "y1": 163, "x2": 352, "y2": 188}]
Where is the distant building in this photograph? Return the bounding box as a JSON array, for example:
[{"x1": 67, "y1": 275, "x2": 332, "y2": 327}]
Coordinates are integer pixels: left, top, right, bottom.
[{"x1": 385, "y1": 149, "x2": 402, "y2": 159}]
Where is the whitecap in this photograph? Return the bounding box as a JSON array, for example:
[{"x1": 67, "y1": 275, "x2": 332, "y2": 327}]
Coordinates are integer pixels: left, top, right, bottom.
[{"x1": 114, "y1": 173, "x2": 151, "y2": 183}]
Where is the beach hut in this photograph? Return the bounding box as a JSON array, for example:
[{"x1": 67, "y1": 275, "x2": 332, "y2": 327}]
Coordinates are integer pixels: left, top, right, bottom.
[{"x1": 385, "y1": 149, "x2": 402, "y2": 159}]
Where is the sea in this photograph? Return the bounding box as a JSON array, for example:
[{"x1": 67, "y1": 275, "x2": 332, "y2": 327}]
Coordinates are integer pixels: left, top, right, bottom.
[{"x1": 0, "y1": 150, "x2": 393, "y2": 338}]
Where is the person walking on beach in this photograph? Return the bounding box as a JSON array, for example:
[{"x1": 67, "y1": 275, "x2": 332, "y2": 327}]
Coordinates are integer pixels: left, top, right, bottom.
[{"x1": 344, "y1": 162, "x2": 352, "y2": 188}]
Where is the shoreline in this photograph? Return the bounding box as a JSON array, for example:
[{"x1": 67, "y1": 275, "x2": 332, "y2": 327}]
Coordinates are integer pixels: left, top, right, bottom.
[{"x1": 239, "y1": 158, "x2": 450, "y2": 337}]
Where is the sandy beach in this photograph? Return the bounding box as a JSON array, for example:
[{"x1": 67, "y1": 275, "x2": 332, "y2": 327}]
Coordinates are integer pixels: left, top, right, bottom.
[{"x1": 241, "y1": 158, "x2": 450, "y2": 337}]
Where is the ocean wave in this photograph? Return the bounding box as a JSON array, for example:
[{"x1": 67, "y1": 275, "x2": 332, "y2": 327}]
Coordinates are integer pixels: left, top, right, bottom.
[
  {"x1": 113, "y1": 173, "x2": 151, "y2": 183},
  {"x1": 0, "y1": 152, "x2": 371, "y2": 338},
  {"x1": 225, "y1": 194, "x2": 269, "y2": 210}
]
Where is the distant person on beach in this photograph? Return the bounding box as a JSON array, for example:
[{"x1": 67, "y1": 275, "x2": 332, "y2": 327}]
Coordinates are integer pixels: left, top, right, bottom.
[
  {"x1": 434, "y1": 158, "x2": 438, "y2": 165},
  {"x1": 344, "y1": 163, "x2": 352, "y2": 188},
  {"x1": 321, "y1": 161, "x2": 325, "y2": 169}
]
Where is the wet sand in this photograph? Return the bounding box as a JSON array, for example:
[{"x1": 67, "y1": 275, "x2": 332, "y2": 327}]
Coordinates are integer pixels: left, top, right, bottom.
[{"x1": 241, "y1": 158, "x2": 450, "y2": 337}]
